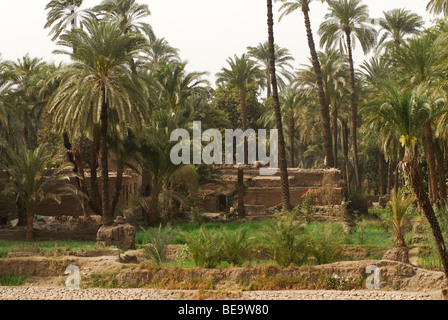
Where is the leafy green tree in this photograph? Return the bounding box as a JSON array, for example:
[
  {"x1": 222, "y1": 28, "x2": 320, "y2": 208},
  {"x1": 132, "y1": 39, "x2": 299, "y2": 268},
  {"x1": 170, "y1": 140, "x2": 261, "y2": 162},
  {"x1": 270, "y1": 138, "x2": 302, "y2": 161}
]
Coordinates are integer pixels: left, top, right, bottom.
[
  {"x1": 365, "y1": 84, "x2": 448, "y2": 278},
  {"x1": 267, "y1": 0, "x2": 292, "y2": 210},
  {"x1": 375, "y1": 8, "x2": 424, "y2": 54},
  {"x1": 1, "y1": 144, "x2": 77, "y2": 241},
  {"x1": 278, "y1": 0, "x2": 335, "y2": 168},
  {"x1": 44, "y1": 0, "x2": 87, "y2": 41},
  {"x1": 216, "y1": 54, "x2": 264, "y2": 164},
  {"x1": 48, "y1": 17, "x2": 149, "y2": 225},
  {"x1": 427, "y1": 0, "x2": 448, "y2": 17},
  {"x1": 318, "y1": 0, "x2": 377, "y2": 192},
  {"x1": 247, "y1": 41, "x2": 294, "y2": 98}
]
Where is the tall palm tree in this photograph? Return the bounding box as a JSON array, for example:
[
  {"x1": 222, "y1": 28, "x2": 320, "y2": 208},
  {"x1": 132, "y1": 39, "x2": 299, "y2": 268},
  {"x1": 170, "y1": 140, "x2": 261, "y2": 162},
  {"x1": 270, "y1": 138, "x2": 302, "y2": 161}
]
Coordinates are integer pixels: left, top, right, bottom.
[
  {"x1": 375, "y1": 8, "x2": 424, "y2": 54},
  {"x1": 48, "y1": 17, "x2": 149, "y2": 225},
  {"x1": 318, "y1": 0, "x2": 377, "y2": 192},
  {"x1": 4, "y1": 55, "x2": 48, "y2": 150},
  {"x1": 94, "y1": 0, "x2": 153, "y2": 74},
  {"x1": 247, "y1": 41, "x2": 295, "y2": 98},
  {"x1": 44, "y1": 0, "x2": 87, "y2": 41},
  {"x1": 427, "y1": 0, "x2": 448, "y2": 17},
  {"x1": 278, "y1": 0, "x2": 335, "y2": 168},
  {"x1": 93, "y1": 0, "x2": 153, "y2": 35},
  {"x1": 366, "y1": 84, "x2": 448, "y2": 278},
  {"x1": 216, "y1": 54, "x2": 264, "y2": 164},
  {"x1": 145, "y1": 34, "x2": 180, "y2": 69},
  {"x1": 296, "y1": 48, "x2": 349, "y2": 168},
  {"x1": 1, "y1": 144, "x2": 77, "y2": 241},
  {"x1": 393, "y1": 35, "x2": 446, "y2": 204},
  {"x1": 267, "y1": 0, "x2": 291, "y2": 211}
]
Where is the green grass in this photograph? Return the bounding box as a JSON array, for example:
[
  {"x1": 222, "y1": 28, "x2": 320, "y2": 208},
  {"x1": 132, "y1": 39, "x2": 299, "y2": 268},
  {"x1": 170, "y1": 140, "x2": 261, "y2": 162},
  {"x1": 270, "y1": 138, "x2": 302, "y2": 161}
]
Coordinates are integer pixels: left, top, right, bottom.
[
  {"x1": 0, "y1": 240, "x2": 99, "y2": 258},
  {"x1": 136, "y1": 220, "x2": 268, "y2": 246},
  {"x1": 0, "y1": 275, "x2": 28, "y2": 286}
]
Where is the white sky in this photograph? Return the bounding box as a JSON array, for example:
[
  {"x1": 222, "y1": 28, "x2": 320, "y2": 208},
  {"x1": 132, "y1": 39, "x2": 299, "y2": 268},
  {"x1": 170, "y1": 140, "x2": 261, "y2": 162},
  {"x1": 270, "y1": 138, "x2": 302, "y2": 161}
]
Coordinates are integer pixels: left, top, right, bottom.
[{"x1": 0, "y1": 0, "x2": 436, "y2": 85}]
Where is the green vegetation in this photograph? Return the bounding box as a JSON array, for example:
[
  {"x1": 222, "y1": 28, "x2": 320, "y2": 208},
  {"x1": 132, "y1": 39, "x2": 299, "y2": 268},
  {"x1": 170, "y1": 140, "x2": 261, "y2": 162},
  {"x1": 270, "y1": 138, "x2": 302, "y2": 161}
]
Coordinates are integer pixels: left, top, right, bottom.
[
  {"x1": 0, "y1": 275, "x2": 28, "y2": 286},
  {"x1": 0, "y1": 240, "x2": 99, "y2": 258}
]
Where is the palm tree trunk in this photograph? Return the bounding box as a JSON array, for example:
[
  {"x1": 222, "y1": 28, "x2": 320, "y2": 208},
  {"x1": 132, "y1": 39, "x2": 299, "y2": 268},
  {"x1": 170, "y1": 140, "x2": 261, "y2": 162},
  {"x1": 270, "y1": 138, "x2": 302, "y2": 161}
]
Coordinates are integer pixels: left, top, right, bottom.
[
  {"x1": 16, "y1": 198, "x2": 27, "y2": 226},
  {"x1": 266, "y1": 70, "x2": 272, "y2": 98},
  {"x1": 110, "y1": 166, "x2": 124, "y2": 218},
  {"x1": 147, "y1": 187, "x2": 161, "y2": 226},
  {"x1": 302, "y1": 4, "x2": 334, "y2": 168},
  {"x1": 239, "y1": 88, "x2": 249, "y2": 165},
  {"x1": 425, "y1": 123, "x2": 438, "y2": 204},
  {"x1": 437, "y1": 149, "x2": 447, "y2": 208},
  {"x1": 332, "y1": 105, "x2": 339, "y2": 169},
  {"x1": 345, "y1": 30, "x2": 361, "y2": 193},
  {"x1": 341, "y1": 120, "x2": 351, "y2": 191},
  {"x1": 237, "y1": 167, "x2": 246, "y2": 218},
  {"x1": 100, "y1": 90, "x2": 112, "y2": 225},
  {"x1": 26, "y1": 210, "x2": 34, "y2": 242},
  {"x1": 403, "y1": 146, "x2": 448, "y2": 280},
  {"x1": 289, "y1": 113, "x2": 295, "y2": 168},
  {"x1": 90, "y1": 131, "x2": 102, "y2": 215},
  {"x1": 387, "y1": 159, "x2": 393, "y2": 195},
  {"x1": 378, "y1": 151, "x2": 385, "y2": 196},
  {"x1": 267, "y1": 0, "x2": 291, "y2": 211}
]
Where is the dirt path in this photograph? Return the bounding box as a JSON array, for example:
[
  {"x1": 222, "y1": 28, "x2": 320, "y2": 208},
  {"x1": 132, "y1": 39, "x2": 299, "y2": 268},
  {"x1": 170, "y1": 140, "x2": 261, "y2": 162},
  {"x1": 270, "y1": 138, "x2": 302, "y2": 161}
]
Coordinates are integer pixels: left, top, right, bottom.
[{"x1": 0, "y1": 286, "x2": 442, "y2": 300}]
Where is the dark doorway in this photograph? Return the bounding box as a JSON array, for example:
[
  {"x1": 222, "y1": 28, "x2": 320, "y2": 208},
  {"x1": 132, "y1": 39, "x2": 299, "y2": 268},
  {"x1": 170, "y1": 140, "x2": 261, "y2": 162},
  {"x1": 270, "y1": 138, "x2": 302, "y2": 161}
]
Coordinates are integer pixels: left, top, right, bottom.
[{"x1": 218, "y1": 195, "x2": 227, "y2": 211}]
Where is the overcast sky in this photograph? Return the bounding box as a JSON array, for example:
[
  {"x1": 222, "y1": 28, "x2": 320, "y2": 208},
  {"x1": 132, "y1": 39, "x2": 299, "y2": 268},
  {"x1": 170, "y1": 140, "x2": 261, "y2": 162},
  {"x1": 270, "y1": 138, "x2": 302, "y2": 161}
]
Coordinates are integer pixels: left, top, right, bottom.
[{"x1": 0, "y1": 0, "x2": 437, "y2": 85}]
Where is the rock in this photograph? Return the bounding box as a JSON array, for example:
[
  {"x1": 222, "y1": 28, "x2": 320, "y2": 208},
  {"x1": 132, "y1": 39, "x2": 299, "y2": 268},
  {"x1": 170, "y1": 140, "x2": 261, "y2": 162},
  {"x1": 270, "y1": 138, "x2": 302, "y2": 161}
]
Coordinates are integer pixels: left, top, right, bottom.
[
  {"x1": 114, "y1": 216, "x2": 126, "y2": 224},
  {"x1": 96, "y1": 223, "x2": 136, "y2": 251},
  {"x1": 382, "y1": 247, "x2": 410, "y2": 264},
  {"x1": 123, "y1": 206, "x2": 145, "y2": 228},
  {"x1": 119, "y1": 250, "x2": 145, "y2": 263}
]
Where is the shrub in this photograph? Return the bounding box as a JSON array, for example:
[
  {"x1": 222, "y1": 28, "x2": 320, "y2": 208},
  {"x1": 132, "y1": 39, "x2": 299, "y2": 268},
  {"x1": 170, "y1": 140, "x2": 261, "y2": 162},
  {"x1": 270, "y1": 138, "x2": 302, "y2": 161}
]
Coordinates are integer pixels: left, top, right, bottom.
[
  {"x1": 261, "y1": 212, "x2": 310, "y2": 267},
  {"x1": 346, "y1": 192, "x2": 369, "y2": 215},
  {"x1": 181, "y1": 227, "x2": 223, "y2": 268},
  {"x1": 141, "y1": 224, "x2": 179, "y2": 266},
  {"x1": 308, "y1": 223, "x2": 346, "y2": 265},
  {"x1": 220, "y1": 228, "x2": 253, "y2": 266},
  {"x1": 385, "y1": 189, "x2": 415, "y2": 248}
]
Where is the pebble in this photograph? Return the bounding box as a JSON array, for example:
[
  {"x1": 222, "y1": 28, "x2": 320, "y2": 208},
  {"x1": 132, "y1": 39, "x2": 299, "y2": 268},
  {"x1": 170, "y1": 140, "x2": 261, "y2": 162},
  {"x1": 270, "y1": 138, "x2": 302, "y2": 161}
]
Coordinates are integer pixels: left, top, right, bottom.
[{"x1": 0, "y1": 287, "x2": 438, "y2": 300}]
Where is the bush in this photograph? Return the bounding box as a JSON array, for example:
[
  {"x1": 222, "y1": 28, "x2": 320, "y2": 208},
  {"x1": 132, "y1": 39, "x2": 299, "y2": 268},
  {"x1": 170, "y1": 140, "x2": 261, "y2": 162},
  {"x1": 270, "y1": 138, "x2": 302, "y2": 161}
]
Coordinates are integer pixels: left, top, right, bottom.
[
  {"x1": 307, "y1": 223, "x2": 346, "y2": 265},
  {"x1": 220, "y1": 228, "x2": 253, "y2": 266},
  {"x1": 346, "y1": 192, "x2": 369, "y2": 215},
  {"x1": 141, "y1": 224, "x2": 179, "y2": 266},
  {"x1": 181, "y1": 227, "x2": 224, "y2": 268},
  {"x1": 261, "y1": 212, "x2": 310, "y2": 267}
]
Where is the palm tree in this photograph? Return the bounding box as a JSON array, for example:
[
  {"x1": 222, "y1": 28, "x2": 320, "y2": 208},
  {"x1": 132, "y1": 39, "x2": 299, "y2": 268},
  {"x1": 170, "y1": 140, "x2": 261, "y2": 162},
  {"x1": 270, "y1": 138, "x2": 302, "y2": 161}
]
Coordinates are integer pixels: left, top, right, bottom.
[
  {"x1": 44, "y1": 0, "x2": 87, "y2": 41},
  {"x1": 48, "y1": 17, "x2": 149, "y2": 225},
  {"x1": 318, "y1": 0, "x2": 377, "y2": 192},
  {"x1": 145, "y1": 35, "x2": 180, "y2": 68},
  {"x1": 1, "y1": 144, "x2": 77, "y2": 241},
  {"x1": 94, "y1": 0, "x2": 153, "y2": 74},
  {"x1": 393, "y1": 35, "x2": 446, "y2": 204},
  {"x1": 296, "y1": 48, "x2": 349, "y2": 168},
  {"x1": 367, "y1": 84, "x2": 448, "y2": 279},
  {"x1": 267, "y1": 0, "x2": 291, "y2": 211},
  {"x1": 427, "y1": 0, "x2": 448, "y2": 17},
  {"x1": 93, "y1": 0, "x2": 153, "y2": 35},
  {"x1": 375, "y1": 8, "x2": 424, "y2": 54},
  {"x1": 386, "y1": 189, "x2": 415, "y2": 248},
  {"x1": 278, "y1": 0, "x2": 335, "y2": 168},
  {"x1": 216, "y1": 54, "x2": 264, "y2": 164},
  {"x1": 247, "y1": 41, "x2": 295, "y2": 98}
]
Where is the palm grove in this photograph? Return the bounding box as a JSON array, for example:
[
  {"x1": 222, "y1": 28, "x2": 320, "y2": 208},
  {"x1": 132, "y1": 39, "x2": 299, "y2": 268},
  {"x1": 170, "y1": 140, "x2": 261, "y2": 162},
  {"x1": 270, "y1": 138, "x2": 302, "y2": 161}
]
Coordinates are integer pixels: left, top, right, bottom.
[{"x1": 2, "y1": 0, "x2": 448, "y2": 276}]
